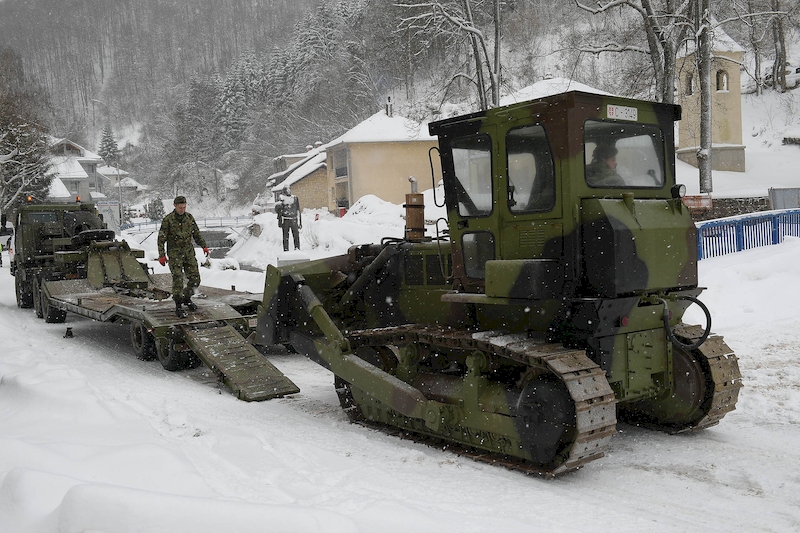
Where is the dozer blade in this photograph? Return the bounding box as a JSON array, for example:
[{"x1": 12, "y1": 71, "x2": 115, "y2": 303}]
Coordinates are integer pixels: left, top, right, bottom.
[{"x1": 180, "y1": 323, "x2": 299, "y2": 401}]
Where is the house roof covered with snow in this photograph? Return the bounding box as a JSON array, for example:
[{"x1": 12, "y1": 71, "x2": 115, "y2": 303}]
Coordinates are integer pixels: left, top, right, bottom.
[
  {"x1": 324, "y1": 111, "x2": 435, "y2": 147},
  {"x1": 49, "y1": 137, "x2": 103, "y2": 162},
  {"x1": 271, "y1": 150, "x2": 326, "y2": 192},
  {"x1": 48, "y1": 178, "x2": 72, "y2": 198},
  {"x1": 50, "y1": 156, "x2": 89, "y2": 180},
  {"x1": 678, "y1": 22, "x2": 745, "y2": 57},
  {"x1": 98, "y1": 165, "x2": 129, "y2": 178}
]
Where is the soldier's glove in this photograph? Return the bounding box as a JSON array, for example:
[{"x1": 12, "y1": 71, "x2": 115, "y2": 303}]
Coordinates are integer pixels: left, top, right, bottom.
[
  {"x1": 158, "y1": 255, "x2": 167, "y2": 266},
  {"x1": 203, "y1": 247, "x2": 209, "y2": 257}
]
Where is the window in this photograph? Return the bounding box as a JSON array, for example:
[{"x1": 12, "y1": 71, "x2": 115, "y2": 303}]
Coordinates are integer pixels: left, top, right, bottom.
[
  {"x1": 716, "y1": 70, "x2": 729, "y2": 91},
  {"x1": 462, "y1": 232, "x2": 494, "y2": 279},
  {"x1": 685, "y1": 73, "x2": 694, "y2": 96},
  {"x1": 451, "y1": 134, "x2": 492, "y2": 217},
  {"x1": 333, "y1": 149, "x2": 348, "y2": 179},
  {"x1": 584, "y1": 120, "x2": 666, "y2": 189},
  {"x1": 506, "y1": 125, "x2": 555, "y2": 213}
]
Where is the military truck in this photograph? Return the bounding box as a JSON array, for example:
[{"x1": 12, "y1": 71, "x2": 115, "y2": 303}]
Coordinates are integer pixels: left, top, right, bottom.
[
  {"x1": 10, "y1": 200, "x2": 298, "y2": 401},
  {"x1": 252, "y1": 91, "x2": 742, "y2": 476}
]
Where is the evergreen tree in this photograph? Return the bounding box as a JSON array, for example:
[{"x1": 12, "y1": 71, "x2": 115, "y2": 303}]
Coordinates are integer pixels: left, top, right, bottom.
[
  {"x1": 144, "y1": 197, "x2": 165, "y2": 221},
  {"x1": 97, "y1": 123, "x2": 120, "y2": 164},
  {"x1": 0, "y1": 46, "x2": 53, "y2": 212}
]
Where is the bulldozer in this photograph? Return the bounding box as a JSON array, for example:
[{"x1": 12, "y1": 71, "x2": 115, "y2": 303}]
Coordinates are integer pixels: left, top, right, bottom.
[{"x1": 255, "y1": 91, "x2": 740, "y2": 475}]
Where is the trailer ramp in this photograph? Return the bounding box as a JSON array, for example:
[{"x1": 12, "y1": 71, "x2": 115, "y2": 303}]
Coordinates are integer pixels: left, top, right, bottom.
[{"x1": 180, "y1": 322, "x2": 299, "y2": 401}]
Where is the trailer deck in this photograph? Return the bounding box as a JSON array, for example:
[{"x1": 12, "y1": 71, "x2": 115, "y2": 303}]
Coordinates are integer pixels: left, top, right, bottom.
[{"x1": 41, "y1": 273, "x2": 299, "y2": 401}]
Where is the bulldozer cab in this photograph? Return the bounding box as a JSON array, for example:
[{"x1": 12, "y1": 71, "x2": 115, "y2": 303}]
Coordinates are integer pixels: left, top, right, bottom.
[{"x1": 429, "y1": 91, "x2": 686, "y2": 298}]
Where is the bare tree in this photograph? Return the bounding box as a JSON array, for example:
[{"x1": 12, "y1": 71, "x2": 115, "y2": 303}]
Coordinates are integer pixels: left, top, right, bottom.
[
  {"x1": 770, "y1": 0, "x2": 788, "y2": 92},
  {"x1": 397, "y1": 0, "x2": 503, "y2": 110},
  {"x1": 574, "y1": 0, "x2": 693, "y2": 105},
  {"x1": 694, "y1": 0, "x2": 713, "y2": 193}
]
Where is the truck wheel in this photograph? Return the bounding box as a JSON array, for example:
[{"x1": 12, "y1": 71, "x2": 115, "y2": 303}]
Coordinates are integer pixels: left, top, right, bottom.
[
  {"x1": 33, "y1": 282, "x2": 44, "y2": 319},
  {"x1": 130, "y1": 322, "x2": 158, "y2": 361},
  {"x1": 155, "y1": 337, "x2": 181, "y2": 371},
  {"x1": 15, "y1": 274, "x2": 33, "y2": 308},
  {"x1": 43, "y1": 295, "x2": 67, "y2": 323}
]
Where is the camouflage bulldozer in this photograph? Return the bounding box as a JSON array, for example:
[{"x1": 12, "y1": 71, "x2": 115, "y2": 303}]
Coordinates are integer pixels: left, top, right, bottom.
[{"x1": 253, "y1": 91, "x2": 742, "y2": 476}]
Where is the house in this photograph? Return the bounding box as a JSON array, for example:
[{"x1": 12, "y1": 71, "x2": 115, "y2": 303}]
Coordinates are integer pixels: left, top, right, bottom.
[
  {"x1": 676, "y1": 26, "x2": 746, "y2": 172},
  {"x1": 97, "y1": 165, "x2": 129, "y2": 191},
  {"x1": 267, "y1": 148, "x2": 328, "y2": 211},
  {"x1": 323, "y1": 109, "x2": 442, "y2": 211},
  {"x1": 48, "y1": 138, "x2": 105, "y2": 202}
]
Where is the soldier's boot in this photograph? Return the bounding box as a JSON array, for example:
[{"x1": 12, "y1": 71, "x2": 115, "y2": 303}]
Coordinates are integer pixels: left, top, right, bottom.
[
  {"x1": 183, "y1": 289, "x2": 198, "y2": 311},
  {"x1": 175, "y1": 299, "x2": 188, "y2": 318}
]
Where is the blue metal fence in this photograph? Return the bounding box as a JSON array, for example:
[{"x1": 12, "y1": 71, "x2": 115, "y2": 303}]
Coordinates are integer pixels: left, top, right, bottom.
[{"x1": 696, "y1": 209, "x2": 800, "y2": 259}]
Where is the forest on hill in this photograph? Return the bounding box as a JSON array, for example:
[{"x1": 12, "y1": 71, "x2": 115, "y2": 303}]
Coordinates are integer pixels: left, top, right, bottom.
[{"x1": 1, "y1": 0, "x2": 799, "y2": 209}]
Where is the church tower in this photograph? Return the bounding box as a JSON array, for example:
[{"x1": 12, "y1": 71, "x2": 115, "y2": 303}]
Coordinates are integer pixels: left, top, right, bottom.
[{"x1": 676, "y1": 27, "x2": 746, "y2": 172}]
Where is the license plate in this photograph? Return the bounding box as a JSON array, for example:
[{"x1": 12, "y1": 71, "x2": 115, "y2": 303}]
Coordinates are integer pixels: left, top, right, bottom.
[{"x1": 607, "y1": 104, "x2": 638, "y2": 121}]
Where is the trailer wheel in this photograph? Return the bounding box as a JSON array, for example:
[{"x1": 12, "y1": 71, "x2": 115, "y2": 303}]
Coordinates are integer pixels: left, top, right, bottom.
[
  {"x1": 130, "y1": 322, "x2": 158, "y2": 361},
  {"x1": 43, "y1": 294, "x2": 67, "y2": 323},
  {"x1": 180, "y1": 352, "x2": 203, "y2": 369},
  {"x1": 155, "y1": 337, "x2": 181, "y2": 371},
  {"x1": 15, "y1": 273, "x2": 33, "y2": 308}
]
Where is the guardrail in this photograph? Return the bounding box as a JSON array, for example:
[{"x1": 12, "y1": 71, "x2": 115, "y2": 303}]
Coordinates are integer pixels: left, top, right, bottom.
[
  {"x1": 696, "y1": 209, "x2": 800, "y2": 259},
  {"x1": 121, "y1": 216, "x2": 253, "y2": 232}
]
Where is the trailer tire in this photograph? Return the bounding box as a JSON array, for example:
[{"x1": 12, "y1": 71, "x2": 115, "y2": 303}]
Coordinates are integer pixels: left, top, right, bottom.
[
  {"x1": 43, "y1": 294, "x2": 67, "y2": 323},
  {"x1": 130, "y1": 322, "x2": 158, "y2": 361},
  {"x1": 156, "y1": 338, "x2": 181, "y2": 371},
  {"x1": 180, "y1": 352, "x2": 203, "y2": 369},
  {"x1": 15, "y1": 273, "x2": 33, "y2": 309}
]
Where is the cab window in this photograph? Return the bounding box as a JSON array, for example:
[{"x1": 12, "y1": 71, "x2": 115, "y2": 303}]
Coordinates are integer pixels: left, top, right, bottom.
[
  {"x1": 451, "y1": 134, "x2": 492, "y2": 217},
  {"x1": 584, "y1": 120, "x2": 665, "y2": 189},
  {"x1": 507, "y1": 125, "x2": 555, "y2": 213}
]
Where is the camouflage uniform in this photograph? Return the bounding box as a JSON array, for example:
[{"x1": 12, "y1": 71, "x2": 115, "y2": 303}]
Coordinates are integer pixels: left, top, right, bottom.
[{"x1": 157, "y1": 208, "x2": 207, "y2": 305}]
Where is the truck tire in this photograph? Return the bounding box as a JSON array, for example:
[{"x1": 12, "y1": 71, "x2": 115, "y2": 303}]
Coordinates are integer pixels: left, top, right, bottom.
[
  {"x1": 155, "y1": 337, "x2": 181, "y2": 371},
  {"x1": 130, "y1": 322, "x2": 158, "y2": 361},
  {"x1": 15, "y1": 273, "x2": 33, "y2": 309},
  {"x1": 33, "y1": 282, "x2": 44, "y2": 319}
]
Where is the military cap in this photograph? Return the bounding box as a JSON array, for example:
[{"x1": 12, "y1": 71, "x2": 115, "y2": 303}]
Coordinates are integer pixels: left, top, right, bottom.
[{"x1": 173, "y1": 195, "x2": 187, "y2": 205}]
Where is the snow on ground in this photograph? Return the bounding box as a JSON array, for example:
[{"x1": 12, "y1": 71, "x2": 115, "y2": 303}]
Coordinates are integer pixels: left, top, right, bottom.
[{"x1": 2, "y1": 211, "x2": 800, "y2": 532}]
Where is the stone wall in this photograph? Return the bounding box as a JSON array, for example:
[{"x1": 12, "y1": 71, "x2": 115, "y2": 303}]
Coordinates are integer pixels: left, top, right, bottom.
[{"x1": 689, "y1": 196, "x2": 771, "y2": 222}]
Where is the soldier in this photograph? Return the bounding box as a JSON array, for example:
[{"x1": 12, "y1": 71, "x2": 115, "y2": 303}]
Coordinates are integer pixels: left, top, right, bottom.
[
  {"x1": 586, "y1": 144, "x2": 625, "y2": 187},
  {"x1": 275, "y1": 185, "x2": 302, "y2": 251},
  {"x1": 157, "y1": 196, "x2": 209, "y2": 317}
]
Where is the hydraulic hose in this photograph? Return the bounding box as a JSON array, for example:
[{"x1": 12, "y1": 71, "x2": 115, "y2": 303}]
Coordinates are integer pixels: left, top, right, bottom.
[{"x1": 659, "y1": 296, "x2": 712, "y2": 351}]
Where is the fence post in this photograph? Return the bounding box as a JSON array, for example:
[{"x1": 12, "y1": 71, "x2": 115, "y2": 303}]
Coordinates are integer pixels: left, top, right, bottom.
[
  {"x1": 697, "y1": 227, "x2": 704, "y2": 260},
  {"x1": 772, "y1": 214, "x2": 781, "y2": 245},
  {"x1": 735, "y1": 221, "x2": 744, "y2": 252}
]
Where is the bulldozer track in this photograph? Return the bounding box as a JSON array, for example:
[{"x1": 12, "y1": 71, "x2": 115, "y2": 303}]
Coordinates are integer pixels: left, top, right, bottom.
[
  {"x1": 672, "y1": 323, "x2": 743, "y2": 432},
  {"x1": 340, "y1": 324, "x2": 618, "y2": 477}
]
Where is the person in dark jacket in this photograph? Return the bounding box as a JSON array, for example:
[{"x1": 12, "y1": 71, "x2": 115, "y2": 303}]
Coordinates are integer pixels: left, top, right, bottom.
[
  {"x1": 157, "y1": 196, "x2": 209, "y2": 317},
  {"x1": 585, "y1": 144, "x2": 624, "y2": 187},
  {"x1": 275, "y1": 185, "x2": 301, "y2": 251}
]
